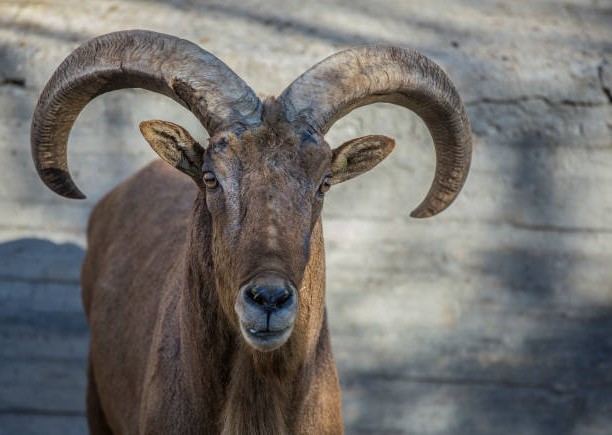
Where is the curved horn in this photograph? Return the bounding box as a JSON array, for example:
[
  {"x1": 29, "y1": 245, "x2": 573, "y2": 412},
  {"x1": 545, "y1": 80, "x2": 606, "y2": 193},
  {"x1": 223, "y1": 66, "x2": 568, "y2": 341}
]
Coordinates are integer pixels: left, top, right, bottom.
[
  {"x1": 278, "y1": 45, "x2": 472, "y2": 218},
  {"x1": 31, "y1": 30, "x2": 262, "y2": 199}
]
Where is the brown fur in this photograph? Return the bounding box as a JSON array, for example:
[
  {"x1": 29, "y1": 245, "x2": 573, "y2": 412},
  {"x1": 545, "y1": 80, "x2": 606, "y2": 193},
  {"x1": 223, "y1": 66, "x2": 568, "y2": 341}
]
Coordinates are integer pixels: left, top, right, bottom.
[
  {"x1": 81, "y1": 129, "x2": 339, "y2": 434},
  {"x1": 81, "y1": 99, "x2": 395, "y2": 434}
]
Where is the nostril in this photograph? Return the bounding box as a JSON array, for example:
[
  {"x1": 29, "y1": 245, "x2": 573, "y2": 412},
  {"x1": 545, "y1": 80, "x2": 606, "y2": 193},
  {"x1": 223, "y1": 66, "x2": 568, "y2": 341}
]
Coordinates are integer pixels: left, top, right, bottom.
[
  {"x1": 246, "y1": 287, "x2": 264, "y2": 305},
  {"x1": 245, "y1": 285, "x2": 293, "y2": 309},
  {"x1": 268, "y1": 287, "x2": 292, "y2": 308},
  {"x1": 277, "y1": 289, "x2": 290, "y2": 306}
]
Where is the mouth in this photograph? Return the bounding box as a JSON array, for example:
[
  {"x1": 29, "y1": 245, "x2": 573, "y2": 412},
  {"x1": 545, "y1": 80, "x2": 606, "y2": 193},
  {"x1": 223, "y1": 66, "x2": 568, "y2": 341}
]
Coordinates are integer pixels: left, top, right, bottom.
[
  {"x1": 240, "y1": 323, "x2": 294, "y2": 352},
  {"x1": 235, "y1": 271, "x2": 298, "y2": 352}
]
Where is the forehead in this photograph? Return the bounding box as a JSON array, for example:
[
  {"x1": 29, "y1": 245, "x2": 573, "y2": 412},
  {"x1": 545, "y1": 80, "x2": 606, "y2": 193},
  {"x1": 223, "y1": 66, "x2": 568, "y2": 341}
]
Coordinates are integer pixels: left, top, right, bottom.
[{"x1": 207, "y1": 124, "x2": 331, "y2": 178}]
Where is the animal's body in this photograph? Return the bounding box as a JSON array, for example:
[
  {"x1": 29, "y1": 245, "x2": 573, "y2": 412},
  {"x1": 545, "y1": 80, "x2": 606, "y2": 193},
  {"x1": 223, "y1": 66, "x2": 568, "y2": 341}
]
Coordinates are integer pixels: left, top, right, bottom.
[
  {"x1": 82, "y1": 160, "x2": 341, "y2": 433},
  {"x1": 31, "y1": 30, "x2": 472, "y2": 433}
]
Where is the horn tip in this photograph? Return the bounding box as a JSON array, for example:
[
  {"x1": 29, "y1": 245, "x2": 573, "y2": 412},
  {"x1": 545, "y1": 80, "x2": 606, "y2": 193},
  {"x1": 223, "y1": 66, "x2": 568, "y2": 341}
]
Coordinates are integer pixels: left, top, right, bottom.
[
  {"x1": 410, "y1": 208, "x2": 434, "y2": 219},
  {"x1": 38, "y1": 167, "x2": 87, "y2": 200},
  {"x1": 409, "y1": 204, "x2": 443, "y2": 219},
  {"x1": 67, "y1": 190, "x2": 87, "y2": 200},
  {"x1": 53, "y1": 185, "x2": 87, "y2": 200}
]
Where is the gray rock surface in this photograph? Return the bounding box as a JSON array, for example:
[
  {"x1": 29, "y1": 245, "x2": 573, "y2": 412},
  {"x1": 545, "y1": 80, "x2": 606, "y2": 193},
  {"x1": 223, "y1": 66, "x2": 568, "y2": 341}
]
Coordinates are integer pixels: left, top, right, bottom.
[{"x1": 0, "y1": 0, "x2": 610, "y2": 433}]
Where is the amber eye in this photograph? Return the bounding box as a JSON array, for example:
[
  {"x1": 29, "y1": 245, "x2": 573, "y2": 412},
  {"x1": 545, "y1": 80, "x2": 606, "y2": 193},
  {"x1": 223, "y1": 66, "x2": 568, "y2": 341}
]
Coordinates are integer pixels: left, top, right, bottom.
[
  {"x1": 318, "y1": 176, "x2": 332, "y2": 195},
  {"x1": 203, "y1": 171, "x2": 218, "y2": 189}
]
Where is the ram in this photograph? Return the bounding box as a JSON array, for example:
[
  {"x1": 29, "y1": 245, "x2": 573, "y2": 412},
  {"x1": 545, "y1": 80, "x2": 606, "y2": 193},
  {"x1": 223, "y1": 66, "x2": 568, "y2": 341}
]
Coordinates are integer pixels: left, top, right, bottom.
[{"x1": 31, "y1": 30, "x2": 471, "y2": 434}]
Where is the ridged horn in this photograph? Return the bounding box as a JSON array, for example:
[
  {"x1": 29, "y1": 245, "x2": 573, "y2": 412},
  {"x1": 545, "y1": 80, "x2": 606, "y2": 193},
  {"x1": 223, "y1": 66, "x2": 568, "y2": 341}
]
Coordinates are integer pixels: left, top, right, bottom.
[
  {"x1": 31, "y1": 30, "x2": 262, "y2": 199},
  {"x1": 278, "y1": 45, "x2": 472, "y2": 218}
]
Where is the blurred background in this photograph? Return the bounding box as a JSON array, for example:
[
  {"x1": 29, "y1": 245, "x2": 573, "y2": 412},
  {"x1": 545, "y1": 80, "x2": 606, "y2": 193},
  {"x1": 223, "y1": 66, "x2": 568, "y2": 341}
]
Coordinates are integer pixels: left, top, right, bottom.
[{"x1": 0, "y1": 0, "x2": 611, "y2": 433}]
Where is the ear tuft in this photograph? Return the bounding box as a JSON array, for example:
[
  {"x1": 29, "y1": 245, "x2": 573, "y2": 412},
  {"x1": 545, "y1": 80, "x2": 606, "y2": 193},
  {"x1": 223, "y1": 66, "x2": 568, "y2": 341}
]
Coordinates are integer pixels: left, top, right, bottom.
[{"x1": 330, "y1": 135, "x2": 395, "y2": 185}]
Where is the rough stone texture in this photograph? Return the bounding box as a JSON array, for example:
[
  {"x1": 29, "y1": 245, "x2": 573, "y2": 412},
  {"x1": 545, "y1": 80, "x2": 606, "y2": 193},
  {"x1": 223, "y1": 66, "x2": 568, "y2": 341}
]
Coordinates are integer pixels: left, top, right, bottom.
[{"x1": 0, "y1": 0, "x2": 610, "y2": 434}]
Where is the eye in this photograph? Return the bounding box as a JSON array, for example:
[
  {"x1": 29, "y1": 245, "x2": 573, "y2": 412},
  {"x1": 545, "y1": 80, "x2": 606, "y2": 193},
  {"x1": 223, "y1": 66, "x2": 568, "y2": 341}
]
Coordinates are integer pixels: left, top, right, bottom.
[
  {"x1": 318, "y1": 175, "x2": 332, "y2": 195},
  {"x1": 203, "y1": 171, "x2": 219, "y2": 189}
]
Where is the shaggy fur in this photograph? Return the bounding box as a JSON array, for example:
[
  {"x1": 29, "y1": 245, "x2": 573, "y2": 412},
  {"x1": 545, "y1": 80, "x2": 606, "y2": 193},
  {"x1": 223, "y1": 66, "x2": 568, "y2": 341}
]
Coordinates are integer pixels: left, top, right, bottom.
[{"x1": 82, "y1": 109, "x2": 352, "y2": 434}]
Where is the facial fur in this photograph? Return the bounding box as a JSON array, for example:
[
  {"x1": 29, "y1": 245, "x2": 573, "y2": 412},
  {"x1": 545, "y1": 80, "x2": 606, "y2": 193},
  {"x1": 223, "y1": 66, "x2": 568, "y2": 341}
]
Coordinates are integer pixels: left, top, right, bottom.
[{"x1": 202, "y1": 101, "x2": 332, "y2": 351}]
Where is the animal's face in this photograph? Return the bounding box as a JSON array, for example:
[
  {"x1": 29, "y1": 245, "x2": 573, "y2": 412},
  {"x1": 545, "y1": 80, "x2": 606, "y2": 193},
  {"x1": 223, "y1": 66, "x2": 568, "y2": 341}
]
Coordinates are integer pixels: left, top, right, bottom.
[
  {"x1": 140, "y1": 103, "x2": 394, "y2": 352},
  {"x1": 204, "y1": 122, "x2": 331, "y2": 352}
]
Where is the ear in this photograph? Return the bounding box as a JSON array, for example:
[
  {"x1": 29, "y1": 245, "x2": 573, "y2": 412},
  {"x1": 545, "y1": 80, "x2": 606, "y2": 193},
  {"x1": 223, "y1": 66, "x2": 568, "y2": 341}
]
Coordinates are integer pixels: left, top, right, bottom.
[
  {"x1": 139, "y1": 120, "x2": 204, "y2": 180},
  {"x1": 330, "y1": 135, "x2": 395, "y2": 185}
]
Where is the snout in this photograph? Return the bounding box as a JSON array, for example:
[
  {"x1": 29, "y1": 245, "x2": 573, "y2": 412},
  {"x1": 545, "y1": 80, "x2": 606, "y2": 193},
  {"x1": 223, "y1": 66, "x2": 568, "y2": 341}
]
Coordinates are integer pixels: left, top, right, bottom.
[{"x1": 235, "y1": 272, "x2": 298, "y2": 352}]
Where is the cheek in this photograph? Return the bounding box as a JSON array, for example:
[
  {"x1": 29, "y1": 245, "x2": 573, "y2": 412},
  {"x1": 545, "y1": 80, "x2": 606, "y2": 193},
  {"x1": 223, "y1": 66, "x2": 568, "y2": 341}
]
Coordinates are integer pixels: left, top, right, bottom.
[
  {"x1": 207, "y1": 182, "x2": 244, "y2": 239},
  {"x1": 310, "y1": 198, "x2": 323, "y2": 229},
  {"x1": 206, "y1": 191, "x2": 240, "y2": 244},
  {"x1": 211, "y1": 228, "x2": 242, "y2": 323},
  {"x1": 294, "y1": 201, "x2": 322, "y2": 265}
]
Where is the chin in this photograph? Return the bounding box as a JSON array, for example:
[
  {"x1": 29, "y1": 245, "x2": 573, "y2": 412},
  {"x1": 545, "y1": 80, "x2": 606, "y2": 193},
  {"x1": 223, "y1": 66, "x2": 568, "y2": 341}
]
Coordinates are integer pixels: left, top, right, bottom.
[{"x1": 240, "y1": 323, "x2": 294, "y2": 352}]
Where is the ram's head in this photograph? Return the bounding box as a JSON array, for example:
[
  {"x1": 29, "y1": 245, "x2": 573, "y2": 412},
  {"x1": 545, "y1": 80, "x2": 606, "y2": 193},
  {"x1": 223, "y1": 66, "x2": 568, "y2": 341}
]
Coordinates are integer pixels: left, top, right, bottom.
[{"x1": 31, "y1": 30, "x2": 471, "y2": 351}]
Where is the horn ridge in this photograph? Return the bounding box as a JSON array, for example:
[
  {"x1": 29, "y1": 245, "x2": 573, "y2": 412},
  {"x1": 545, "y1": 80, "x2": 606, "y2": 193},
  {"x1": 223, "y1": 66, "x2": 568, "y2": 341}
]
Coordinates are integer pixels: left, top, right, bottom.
[
  {"x1": 31, "y1": 30, "x2": 262, "y2": 199},
  {"x1": 278, "y1": 45, "x2": 472, "y2": 217}
]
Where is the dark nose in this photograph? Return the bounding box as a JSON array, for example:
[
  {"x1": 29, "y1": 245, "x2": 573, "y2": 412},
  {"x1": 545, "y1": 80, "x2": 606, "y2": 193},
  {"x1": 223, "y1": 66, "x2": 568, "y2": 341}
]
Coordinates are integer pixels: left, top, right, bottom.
[
  {"x1": 243, "y1": 274, "x2": 295, "y2": 312},
  {"x1": 245, "y1": 284, "x2": 291, "y2": 310}
]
